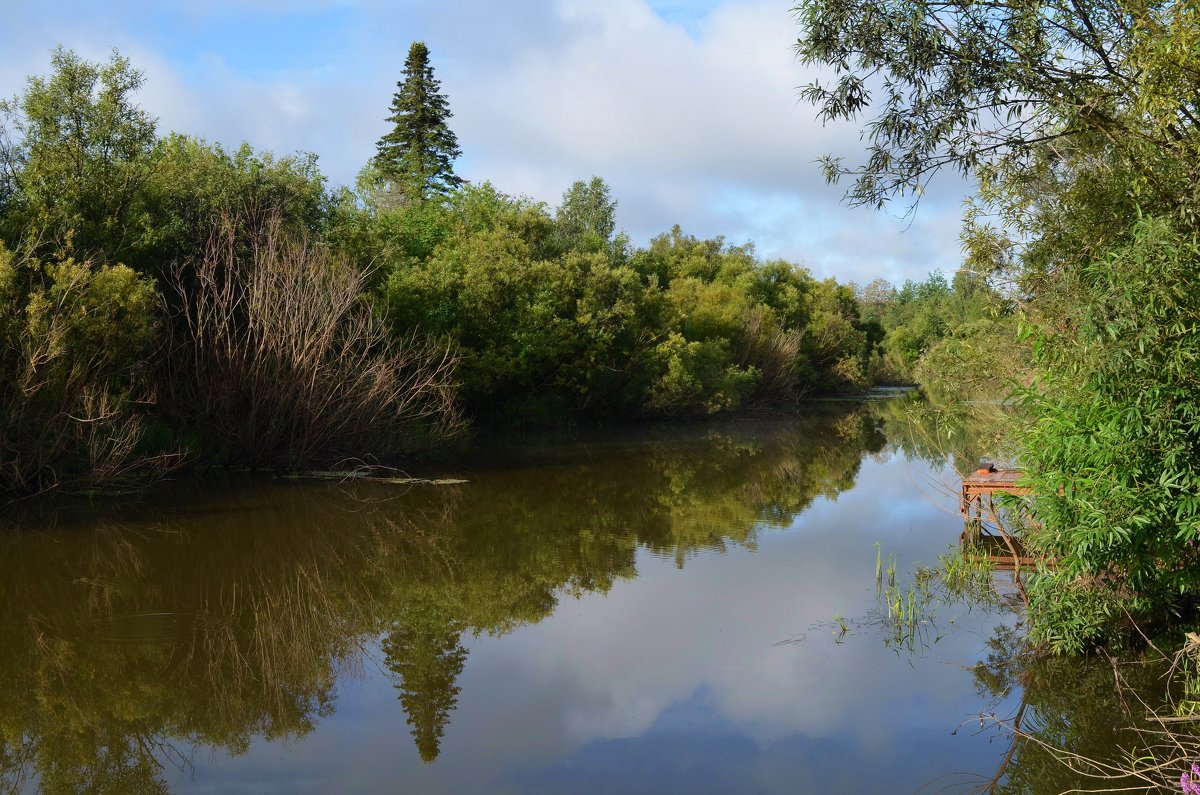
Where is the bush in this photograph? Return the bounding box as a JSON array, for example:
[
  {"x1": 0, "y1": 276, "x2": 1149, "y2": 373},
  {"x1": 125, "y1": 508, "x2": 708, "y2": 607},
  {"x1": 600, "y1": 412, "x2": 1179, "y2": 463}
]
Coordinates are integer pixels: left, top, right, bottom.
[
  {"x1": 1020, "y1": 217, "x2": 1200, "y2": 651},
  {"x1": 166, "y1": 216, "x2": 462, "y2": 468},
  {"x1": 913, "y1": 316, "x2": 1024, "y2": 399},
  {"x1": 0, "y1": 245, "x2": 174, "y2": 496},
  {"x1": 644, "y1": 332, "x2": 759, "y2": 415}
]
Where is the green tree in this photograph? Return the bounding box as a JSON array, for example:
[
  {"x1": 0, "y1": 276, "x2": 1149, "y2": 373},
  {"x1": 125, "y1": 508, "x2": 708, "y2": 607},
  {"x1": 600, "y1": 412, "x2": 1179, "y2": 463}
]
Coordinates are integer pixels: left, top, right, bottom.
[
  {"x1": 795, "y1": 0, "x2": 1200, "y2": 648},
  {"x1": 792, "y1": 0, "x2": 1184, "y2": 213},
  {"x1": 373, "y1": 42, "x2": 461, "y2": 206},
  {"x1": 0, "y1": 243, "x2": 162, "y2": 496},
  {"x1": 131, "y1": 134, "x2": 328, "y2": 277},
  {"x1": 0, "y1": 47, "x2": 157, "y2": 263},
  {"x1": 555, "y1": 176, "x2": 617, "y2": 252},
  {"x1": 1018, "y1": 218, "x2": 1200, "y2": 652}
]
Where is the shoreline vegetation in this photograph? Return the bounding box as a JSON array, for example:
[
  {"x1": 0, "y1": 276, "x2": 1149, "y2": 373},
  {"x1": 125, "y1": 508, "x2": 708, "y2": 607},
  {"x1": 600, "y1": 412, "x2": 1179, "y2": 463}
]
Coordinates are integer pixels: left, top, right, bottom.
[
  {"x1": 8, "y1": 10, "x2": 1199, "y2": 658},
  {"x1": 8, "y1": 14, "x2": 1200, "y2": 786},
  {"x1": 792, "y1": 0, "x2": 1200, "y2": 656},
  {"x1": 0, "y1": 46, "x2": 1016, "y2": 506},
  {"x1": 5, "y1": 0, "x2": 1200, "y2": 784},
  {"x1": 790, "y1": 0, "x2": 1200, "y2": 780}
]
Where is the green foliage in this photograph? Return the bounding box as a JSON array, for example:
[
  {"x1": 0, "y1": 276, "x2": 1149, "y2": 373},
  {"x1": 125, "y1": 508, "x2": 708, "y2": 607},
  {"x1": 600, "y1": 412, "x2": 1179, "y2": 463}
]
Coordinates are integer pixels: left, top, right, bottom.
[
  {"x1": 1020, "y1": 218, "x2": 1200, "y2": 652},
  {"x1": 0, "y1": 243, "x2": 165, "y2": 496},
  {"x1": 0, "y1": 49, "x2": 468, "y2": 479},
  {"x1": 801, "y1": 277, "x2": 871, "y2": 390},
  {"x1": 555, "y1": 176, "x2": 617, "y2": 253},
  {"x1": 913, "y1": 316, "x2": 1022, "y2": 400},
  {"x1": 938, "y1": 548, "x2": 996, "y2": 599},
  {"x1": 384, "y1": 184, "x2": 581, "y2": 419},
  {"x1": 131, "y1": 134, "x2": 328, "y2": 276},
  {"x1": 796, "y1": 0, "x2": 1200, "y2": 650},
  {"x1": 0, "y1": 47, "x2": 156, "y2": 262},
  {"x1": 330, "y1": 163, "x2": 454, "y2": 275},
  {"x1": 0, "y1": 45, "x2": 895, "y2": 486},
  {"x1": 793, "y1": 0, "x2": 1168, "y2": 212},
  {"x1": 24, "y1": 258, "x2": 157, "y2": 369},
  {"x1": 0, "y1": 49, "x2": 329, "y2": 282},
  {"x1": 380, "y1": 187, "x2": 877, "y2": 421},
  {"x1": 863, "y1": 269, "x2": 1020, "y2": 393},
  {"x1": 372, "y1": 41, "x2": 461, "y2": 205},
  {"x1": 644, "y1": 332, "x2": 758, "y2": 414}
]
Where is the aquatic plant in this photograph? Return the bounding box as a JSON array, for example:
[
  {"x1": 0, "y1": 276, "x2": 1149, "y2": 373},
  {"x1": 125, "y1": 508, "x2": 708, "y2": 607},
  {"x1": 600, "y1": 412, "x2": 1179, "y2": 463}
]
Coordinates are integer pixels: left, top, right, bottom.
[
  {"x1": 832, "y1": 612, "x2": 848, "y2": 642},
  {"x1": 939, "y1": 548, "x2": 996, "y2": 600},
  {"x1": 869, "y1": 544, "x2": 1002, "y2": 654}
]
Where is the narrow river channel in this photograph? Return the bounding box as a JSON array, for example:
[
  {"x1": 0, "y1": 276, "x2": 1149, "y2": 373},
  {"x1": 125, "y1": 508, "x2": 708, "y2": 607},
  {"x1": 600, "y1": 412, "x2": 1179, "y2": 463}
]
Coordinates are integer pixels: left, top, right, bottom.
[{"x1": 0, "y1": 392, "x2": 1152, "y2": 793}]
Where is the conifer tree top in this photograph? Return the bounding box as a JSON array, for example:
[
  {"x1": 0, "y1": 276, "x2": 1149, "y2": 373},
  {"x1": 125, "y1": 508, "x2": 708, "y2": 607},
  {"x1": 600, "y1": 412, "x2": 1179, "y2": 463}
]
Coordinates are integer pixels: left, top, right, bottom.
[{"x1": 373, "y1": 41, "x2": 461, "y2": 204}]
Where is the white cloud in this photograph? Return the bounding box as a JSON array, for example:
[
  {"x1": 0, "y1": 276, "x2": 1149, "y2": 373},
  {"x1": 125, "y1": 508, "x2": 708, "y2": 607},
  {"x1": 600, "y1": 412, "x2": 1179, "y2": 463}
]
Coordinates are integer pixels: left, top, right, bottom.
[
  {"x1": 444, "y1": 0, "x2": 967, "y2": 279},
  {"x1": 0, "y1": 0, "x2": 970, "y2": 282}
]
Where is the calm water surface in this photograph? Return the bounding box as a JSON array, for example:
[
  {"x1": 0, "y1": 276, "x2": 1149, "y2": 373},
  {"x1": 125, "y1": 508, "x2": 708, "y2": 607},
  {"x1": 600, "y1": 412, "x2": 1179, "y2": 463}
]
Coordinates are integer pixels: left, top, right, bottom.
[{"x1": 0, "y1": 394, "x2": 1148, "y2": 793}]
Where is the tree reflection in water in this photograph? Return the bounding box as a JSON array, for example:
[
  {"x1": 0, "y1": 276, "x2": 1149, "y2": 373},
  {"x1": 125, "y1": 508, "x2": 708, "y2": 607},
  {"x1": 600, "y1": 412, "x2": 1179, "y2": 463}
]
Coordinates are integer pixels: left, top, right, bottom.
[
  {"x1": 0, "y1": 395, "x2": 1128, "y2": 793},
  {"x1": 382, "y1": 607, "x2": 468, "y2": 764},
  {"x1": 966, "y1": 621, "x2": 1180, "y2": 794}
]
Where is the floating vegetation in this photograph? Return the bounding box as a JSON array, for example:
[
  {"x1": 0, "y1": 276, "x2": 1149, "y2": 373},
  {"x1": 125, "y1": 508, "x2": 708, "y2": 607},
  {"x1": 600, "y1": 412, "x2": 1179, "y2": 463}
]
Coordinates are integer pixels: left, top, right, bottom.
[
  {"x1": 938, "y1": 547, "x2": 997, "y2": 600},
  {"x1": 871, "y1": 544, "x2": 1001, "y2": 654},
  {"x1": 821, "y1": 544, "x2": 1000, "y2": 652},
  {"x1": 833, "y1": 612, "x2": 849, "y2": 643}
]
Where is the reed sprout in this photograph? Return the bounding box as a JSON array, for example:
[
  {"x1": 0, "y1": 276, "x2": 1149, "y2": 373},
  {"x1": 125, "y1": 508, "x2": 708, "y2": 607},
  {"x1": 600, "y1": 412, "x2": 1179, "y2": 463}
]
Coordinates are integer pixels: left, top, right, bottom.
[{"x1": 870, "y1": 543, "x2": 999, "y2": 653}]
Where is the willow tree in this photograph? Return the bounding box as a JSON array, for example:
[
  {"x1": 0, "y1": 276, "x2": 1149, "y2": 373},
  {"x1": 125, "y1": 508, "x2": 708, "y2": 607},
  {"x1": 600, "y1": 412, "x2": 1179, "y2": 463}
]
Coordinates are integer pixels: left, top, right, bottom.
[
  {"x1": 373, "y1": 42, "x2": 462, "y2": 206},
  {"x1": 794, "y1": 0, "x2": 1200, "y2": 650}
]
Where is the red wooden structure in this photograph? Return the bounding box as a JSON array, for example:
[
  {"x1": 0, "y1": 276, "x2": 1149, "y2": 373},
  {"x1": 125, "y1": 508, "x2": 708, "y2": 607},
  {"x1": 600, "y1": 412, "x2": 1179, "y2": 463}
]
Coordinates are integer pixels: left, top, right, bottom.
[{"x1": 959, "y1": 464, "x2": 1036, "y2": 568}]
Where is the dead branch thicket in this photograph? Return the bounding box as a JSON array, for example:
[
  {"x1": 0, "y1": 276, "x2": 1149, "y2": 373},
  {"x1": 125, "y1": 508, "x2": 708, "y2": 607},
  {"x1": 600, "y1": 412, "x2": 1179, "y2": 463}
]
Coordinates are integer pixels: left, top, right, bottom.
[
  {"x1": 732, "y1": 307, "x2": 805, "y2": 403},
  {"x1": 0, "y1": 258, "x2": 183, "y2": 500},
  {"x1": 167, "y1": 215, "x2": 463, "y2": 469}
]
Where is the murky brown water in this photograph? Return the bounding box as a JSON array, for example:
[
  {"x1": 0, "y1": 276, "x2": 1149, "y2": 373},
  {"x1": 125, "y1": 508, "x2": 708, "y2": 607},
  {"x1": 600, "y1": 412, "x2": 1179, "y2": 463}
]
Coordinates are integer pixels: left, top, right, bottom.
[{"x1": 0, "y1": 393, "x2": 1158, "y2": 793}]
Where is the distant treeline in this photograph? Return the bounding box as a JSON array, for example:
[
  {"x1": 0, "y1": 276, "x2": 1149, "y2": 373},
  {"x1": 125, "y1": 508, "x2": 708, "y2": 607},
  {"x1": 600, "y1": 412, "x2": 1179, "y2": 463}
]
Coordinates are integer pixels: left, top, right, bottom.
[{"x1": 0, "y1": 47, "x2": 1009, "y2": 499}]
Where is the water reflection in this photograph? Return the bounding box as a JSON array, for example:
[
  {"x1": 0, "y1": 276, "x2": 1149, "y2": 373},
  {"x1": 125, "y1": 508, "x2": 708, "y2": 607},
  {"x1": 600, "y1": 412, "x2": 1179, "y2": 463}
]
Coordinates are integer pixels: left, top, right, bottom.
[
  {"x1": 0, "y1": 394, "x2": 1103, "y2": 793},
  {"x1": 968, "y1": 623, "x2": 1172, "y2": 794}
]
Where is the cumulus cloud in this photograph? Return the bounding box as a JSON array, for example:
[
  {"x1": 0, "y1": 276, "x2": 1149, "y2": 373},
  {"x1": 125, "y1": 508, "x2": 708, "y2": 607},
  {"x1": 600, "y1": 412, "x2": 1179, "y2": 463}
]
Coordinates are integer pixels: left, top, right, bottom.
[{"x1": 0, "y1": 0, "x2": 969, "y2": 282}]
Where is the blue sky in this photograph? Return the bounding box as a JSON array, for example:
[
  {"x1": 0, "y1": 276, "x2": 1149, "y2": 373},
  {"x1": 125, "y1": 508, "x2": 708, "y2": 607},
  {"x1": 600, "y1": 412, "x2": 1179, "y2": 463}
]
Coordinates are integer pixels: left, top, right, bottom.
[{"x1": 0, "y1": 0, "x2": 967, "y2": 284}]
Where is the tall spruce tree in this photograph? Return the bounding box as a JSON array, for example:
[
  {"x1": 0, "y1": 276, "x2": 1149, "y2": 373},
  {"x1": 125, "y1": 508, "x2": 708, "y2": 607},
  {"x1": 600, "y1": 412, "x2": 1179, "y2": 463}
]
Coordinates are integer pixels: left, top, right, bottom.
[{"x1": 374, "y1": 41, "x2": 461, "y2": 205}]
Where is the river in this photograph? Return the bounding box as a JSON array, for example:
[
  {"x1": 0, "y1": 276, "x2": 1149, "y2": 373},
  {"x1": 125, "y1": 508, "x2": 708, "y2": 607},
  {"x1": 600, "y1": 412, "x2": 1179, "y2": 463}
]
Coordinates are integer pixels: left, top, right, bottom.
[{"x1": 0, "y1": 392, "x2": 1160, "y2": 793}]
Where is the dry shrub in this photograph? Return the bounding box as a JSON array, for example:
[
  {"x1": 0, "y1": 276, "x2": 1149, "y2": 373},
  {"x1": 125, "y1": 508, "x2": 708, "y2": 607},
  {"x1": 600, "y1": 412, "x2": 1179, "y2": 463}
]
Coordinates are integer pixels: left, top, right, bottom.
[
  {"x1": 167, "y1": 215, "x2": 462, "y2": 468},
  {"x1": 0, "y1": 253, "x2": 183, "y2": 499},
  {"x1": 733, "y1": 307, "x2": 804, "y2": 402}
]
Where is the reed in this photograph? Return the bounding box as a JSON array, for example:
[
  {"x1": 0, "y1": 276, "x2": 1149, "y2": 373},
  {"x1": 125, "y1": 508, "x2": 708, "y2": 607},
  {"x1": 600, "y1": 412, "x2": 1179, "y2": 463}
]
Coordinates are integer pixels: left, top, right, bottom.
[{"x1": 871, "y1": 544, "x2": 1000, "y2": 652}]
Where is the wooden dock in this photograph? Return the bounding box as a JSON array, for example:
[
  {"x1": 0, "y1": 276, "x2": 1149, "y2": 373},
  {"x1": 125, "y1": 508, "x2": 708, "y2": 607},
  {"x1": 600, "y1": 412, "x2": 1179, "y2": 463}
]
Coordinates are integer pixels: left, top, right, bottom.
[
  {"x1": 957, "y1": 529, "x2": 1039, "y2": 569},
  {"x1": 960, "y1": 468, "x2": 1030, "y2": 515},
  {"x1": 959, "y1": 465, "x2": 1036, "y2": 568}
]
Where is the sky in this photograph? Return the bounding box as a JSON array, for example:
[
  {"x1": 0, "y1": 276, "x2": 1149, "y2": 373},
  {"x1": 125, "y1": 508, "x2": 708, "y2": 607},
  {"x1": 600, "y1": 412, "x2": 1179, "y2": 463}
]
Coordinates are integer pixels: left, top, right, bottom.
[{"x1": 0, "y1": 0, "x2": 970, "y2": 285}]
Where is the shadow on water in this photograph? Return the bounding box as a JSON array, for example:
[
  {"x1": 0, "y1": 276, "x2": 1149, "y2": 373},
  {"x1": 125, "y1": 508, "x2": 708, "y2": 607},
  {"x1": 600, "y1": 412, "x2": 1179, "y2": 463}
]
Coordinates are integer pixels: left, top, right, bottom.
[{"x1": 956, "y1": 622, "x2": 1178, "y2": 795}]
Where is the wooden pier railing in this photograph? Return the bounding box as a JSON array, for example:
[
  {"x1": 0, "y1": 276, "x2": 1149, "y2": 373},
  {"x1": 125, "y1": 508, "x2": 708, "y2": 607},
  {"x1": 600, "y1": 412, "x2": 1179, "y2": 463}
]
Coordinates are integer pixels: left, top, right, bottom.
[
  {"x1": 959, "y1": 464, "x2": 1036, "y2": 569},
  {"x1": 961, "y1": 467, "x2": 1030, "y2": 515}
]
